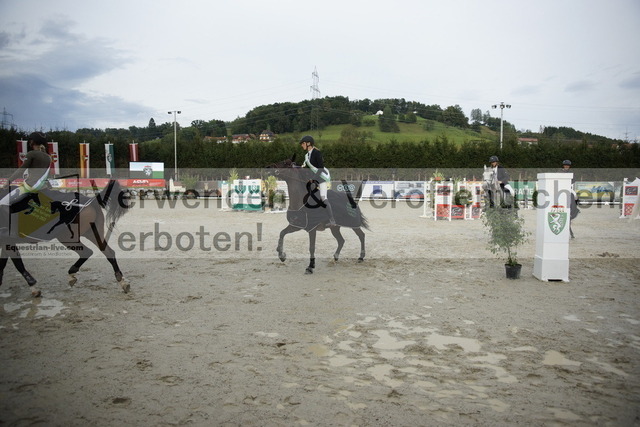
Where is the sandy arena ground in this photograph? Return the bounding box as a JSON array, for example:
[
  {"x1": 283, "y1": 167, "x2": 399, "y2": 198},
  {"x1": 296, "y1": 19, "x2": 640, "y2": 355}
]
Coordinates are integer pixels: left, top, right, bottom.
[{"x1": 1, "y1": 197, "x2": 639, "y2": 426}]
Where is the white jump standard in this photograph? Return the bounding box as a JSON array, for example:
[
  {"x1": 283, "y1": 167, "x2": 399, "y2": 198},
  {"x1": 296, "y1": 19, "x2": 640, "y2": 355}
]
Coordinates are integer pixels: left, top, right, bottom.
[{"x1": 533, "y1": 173, "x2": 573, "y2": 282}]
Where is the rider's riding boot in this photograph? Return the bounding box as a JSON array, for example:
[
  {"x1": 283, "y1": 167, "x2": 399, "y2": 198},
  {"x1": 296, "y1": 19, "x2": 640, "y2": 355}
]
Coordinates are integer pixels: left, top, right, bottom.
[{"x1": 324, "y1": 199, "x2": 337, "y2": 226}]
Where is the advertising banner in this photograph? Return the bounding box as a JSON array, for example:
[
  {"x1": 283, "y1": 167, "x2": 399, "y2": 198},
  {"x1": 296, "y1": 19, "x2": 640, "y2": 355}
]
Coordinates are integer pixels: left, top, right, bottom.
[
  {"x1": 575, "y1": 181, "x2": 615, "y2": 202},
  {"x1": 125, "y1": 179, "x2": 166, "y2": 188},
  {"x1": 361, "y1": 181, "x2": 394, "y2": 199},
  {"x1": 434, "y1": 181, "x2": 454, "y2": 220},
  {"x1": 231, "y1": 179, "x2": 262, "y2": 211},
  {"x1": 129, "y1": 162, "x2": 164, "y2": 179},
  {"x1": 621, "y1": 177, "x2": 640, "y2": 218},
  {"x1": 394, "y1": 181, "x2": 425, "y2": 199},
  {"x1": 511, "y1": 181, "x2": 536, "y2": 202}
]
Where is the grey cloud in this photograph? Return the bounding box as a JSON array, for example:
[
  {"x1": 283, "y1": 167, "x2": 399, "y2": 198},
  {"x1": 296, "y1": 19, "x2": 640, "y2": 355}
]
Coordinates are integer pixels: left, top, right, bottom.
[
  {"x1": 0, "y1": 73, "x2": 147, "y2": 131},
  {"x1": 0, "y1": 17, "x2": 139, "y2": 130},
  {"x1": 25, "y1": 18, "x2": 133, "y2": 84},
  {"x1": 39, "y1": 17, "x2": 80, "y2": 42},
  {"x1": 512, "y1": 85, "x2": 540, "y2": 96},
  {"x1": 619, "y1": 71, "x2": 640, "y2": 90},
  {"x1": 565, "y1": 80, "x2": 595, "y2": 93},
  {"x1": 0, "y1": 31, "x2": 10, "y2": 49}
]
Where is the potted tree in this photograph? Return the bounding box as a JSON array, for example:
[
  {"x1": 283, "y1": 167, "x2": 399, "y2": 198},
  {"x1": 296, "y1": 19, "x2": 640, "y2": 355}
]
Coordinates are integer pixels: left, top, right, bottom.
[
  {"x1": 265, "y1": 175, "x2": 278, "y2": 209},
  {"x1": 482, "y1": 206, "x2": 530, "y2": 279}
]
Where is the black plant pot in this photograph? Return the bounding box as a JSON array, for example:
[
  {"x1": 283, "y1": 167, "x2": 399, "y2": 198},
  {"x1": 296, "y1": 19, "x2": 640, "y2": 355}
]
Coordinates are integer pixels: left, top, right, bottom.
[{"x1": 505, "y1": 263, "x2": 522, "y2": 279}]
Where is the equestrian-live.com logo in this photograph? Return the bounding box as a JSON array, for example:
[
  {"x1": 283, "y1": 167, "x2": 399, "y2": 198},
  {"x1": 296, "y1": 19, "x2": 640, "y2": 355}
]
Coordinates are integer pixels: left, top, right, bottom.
[{"x1": 548, "y1": 205, "x2": 568, "y2": 235}]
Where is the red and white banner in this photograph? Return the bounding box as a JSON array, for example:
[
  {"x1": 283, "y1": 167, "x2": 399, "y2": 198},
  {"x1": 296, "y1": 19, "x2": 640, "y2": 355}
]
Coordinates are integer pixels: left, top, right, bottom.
[
  {"x1": 16, "y1": 140, "x2": 28, "y2": 167},
  {"x1": 129, "y1": 143, "x2": 139, "y2": 162},
  {"x1": 48, "y1": 141, "x2": 60, "y2": 175},
  {"x1": 79, "y1": 143, "x2": 90, "y2": 178}
]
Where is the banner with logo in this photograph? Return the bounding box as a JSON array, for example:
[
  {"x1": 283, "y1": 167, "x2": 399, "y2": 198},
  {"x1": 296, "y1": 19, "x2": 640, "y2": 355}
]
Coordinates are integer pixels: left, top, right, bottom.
[
  {"x1": 105, "y1": 143, "x2": 115, "y2": 176},
  {"x1": 16, "y1": 140, "x2": 28, "y2": 167},
  {"x1": 361, "y1": 181, "x2": 394, "y2": 199},
  {"x1": 47, "y1": 141, "x2": 60, "y2": 175},
  {"x1": 434, "y1": 181, "x2": 454, "y2": 220},
  {"x1": 575, "y1": 181, "x2": 615, "y2": 202},
  {"x1": 129, "y1": 143, "x2": 139, "y2": 162},
  {"x1": 47, "y1": 178, "x2": 165, "y2": 190},
  {"x1": 129, "y1": 162, "x2": 164, "y2": 179},
  {"x1": 511, "y1": 181, "x2": 536, "y2": 202},
  {"x1": 79, "y1": 143, "x2": 90, "y2": 178},
  {"x1": 621, "y1": 177, "x2": 640, "y2": 218},
  {"x1": 231, "y1": 179, "x2": 263, "y2": 211}
]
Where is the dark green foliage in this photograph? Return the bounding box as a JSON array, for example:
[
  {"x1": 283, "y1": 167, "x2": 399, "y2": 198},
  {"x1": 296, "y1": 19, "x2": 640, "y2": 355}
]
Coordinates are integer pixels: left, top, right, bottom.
[
  {"x1": 378, "y1": 106, "x2": 400, "y2": 133},
  {"x1": 1, "y1": 96, "x2": 636, "y2": 174},
  {"x1": 441, "y1": 105, "x2": 469, "y2": 128},
  {"x1": 482, "y1": 206, "x2": 530, "y2": 266}
]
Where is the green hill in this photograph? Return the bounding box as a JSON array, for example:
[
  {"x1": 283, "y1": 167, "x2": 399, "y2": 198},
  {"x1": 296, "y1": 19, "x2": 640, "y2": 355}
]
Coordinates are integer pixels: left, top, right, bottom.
[{"x1": 270, "y1": 116, "x2": 495, "y2": 146}]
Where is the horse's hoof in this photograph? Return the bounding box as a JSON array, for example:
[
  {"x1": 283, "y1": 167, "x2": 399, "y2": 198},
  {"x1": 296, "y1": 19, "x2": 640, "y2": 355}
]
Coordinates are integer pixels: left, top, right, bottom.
[
  {"x1": 119, "y1": 278, "x2": 130, "y2": 293},
  {"x1": 305, "y1": 268, "x2": 313, "y2": 274},
  {"x1": 357, "y1": 257, "x2": 364, "y2": 263},
  {"x1": 278, "y1": 252, "x2": 286, "y2": 262},
  {"x1": 68, "y1": 274, "x2": 77, "y2": 287},
  {"x1": 31, "y1": 289, "x2": 42, "y2": 298}
]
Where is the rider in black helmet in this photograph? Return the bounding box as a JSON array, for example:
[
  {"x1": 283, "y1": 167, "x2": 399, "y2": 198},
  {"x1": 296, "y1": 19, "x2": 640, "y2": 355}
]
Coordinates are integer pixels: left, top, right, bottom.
[
  {"x1": 1, "y1": 132, "x2": 52, "y2": 206},
  {"x1": 300, "y1": 135, "x2": 336, "y2": 226},
  {"x1": 489, "y1": 155, "x2": 513, "y2": 195}
]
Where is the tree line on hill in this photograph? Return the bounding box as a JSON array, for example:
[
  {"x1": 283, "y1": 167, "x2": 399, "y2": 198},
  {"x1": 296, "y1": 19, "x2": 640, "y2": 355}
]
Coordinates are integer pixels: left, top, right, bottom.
[{"x1": 0, "y1": 96, "x2": 635, "y2": 174}]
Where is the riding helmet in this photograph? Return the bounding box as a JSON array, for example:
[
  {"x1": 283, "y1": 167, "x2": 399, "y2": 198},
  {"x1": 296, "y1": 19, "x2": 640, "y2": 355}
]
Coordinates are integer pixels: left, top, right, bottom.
[
  {"x1": 562, "y1": 160, "x2": 572, "y2": 166},
  {"x1": 489, "y1": 155, "x2": 499, "y2": 163},
  {"x1": 300, "y1": 135, "x2": 314, "y2": 144},
  {"x1": 28, "y1": 132, "x2": 47, "y2": 145}
]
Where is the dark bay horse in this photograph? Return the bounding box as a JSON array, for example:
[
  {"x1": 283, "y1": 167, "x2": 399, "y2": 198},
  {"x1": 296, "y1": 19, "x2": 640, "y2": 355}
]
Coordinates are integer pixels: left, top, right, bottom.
[
  {"x1": 270, "y1": 159, "x2": 369, "y2": 274},
  {"x1": 0, "y1": 180, "x2": 129, "y2": 297}
]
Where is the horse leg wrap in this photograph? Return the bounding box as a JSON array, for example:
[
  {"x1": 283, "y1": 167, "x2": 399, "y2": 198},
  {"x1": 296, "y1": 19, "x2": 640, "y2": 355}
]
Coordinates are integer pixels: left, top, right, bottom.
[{"x1": 305, "y1": 258, "x2": 315, "y2": 274}]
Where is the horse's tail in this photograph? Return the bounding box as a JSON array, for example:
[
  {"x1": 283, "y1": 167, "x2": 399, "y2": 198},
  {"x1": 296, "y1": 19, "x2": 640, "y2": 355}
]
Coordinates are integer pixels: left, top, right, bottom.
[
  {"x1": 343, "y1": 179, "x2": 367, "y2": 208},
  {"x1": 341, "y1": 179, "x2": 370, "y2": 230},
  {"x1": 96, "y1": 180, "x2": 128, "y2": 230},
  {"x1": 360, "y1": 212, "x2": 370, "y2": 231}
]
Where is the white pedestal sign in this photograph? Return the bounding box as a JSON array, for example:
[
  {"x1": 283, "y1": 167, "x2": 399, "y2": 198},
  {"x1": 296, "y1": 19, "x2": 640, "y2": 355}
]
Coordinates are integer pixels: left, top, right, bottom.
[{"x1": 533, "y1": 173, "x2": 573, "y2": 282}]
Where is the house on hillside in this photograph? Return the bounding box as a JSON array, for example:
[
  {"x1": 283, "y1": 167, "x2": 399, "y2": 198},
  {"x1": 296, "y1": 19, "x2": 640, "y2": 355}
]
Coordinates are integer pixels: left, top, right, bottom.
[
  {"x1": 203, "y1": 136, "x2": 228, "y2": 143},
  {"x1": 259, "y1": 130, "x2": 276, "y2": 142},
  {"x1": 232, "y1": 134, "x2": 253, "y2": 143}
]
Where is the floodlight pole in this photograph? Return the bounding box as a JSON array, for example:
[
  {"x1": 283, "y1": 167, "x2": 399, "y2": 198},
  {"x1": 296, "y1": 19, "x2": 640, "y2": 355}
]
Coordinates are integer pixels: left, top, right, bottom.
[
  {"x1": 491, "y1": 102, "x2": 511, "y2": 151},
  {"x1": 168, "y1": 110, "x2": 181, "y2": 181}
]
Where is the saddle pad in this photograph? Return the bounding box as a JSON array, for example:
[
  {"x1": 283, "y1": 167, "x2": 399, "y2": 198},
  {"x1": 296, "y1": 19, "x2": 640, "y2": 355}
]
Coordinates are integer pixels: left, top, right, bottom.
[
  {"x1": 286, "y1": 190, "x2": 362, "y2": 231},
  {"x1": 0, "y1": 189, "x2": 92, "y2": 241}
]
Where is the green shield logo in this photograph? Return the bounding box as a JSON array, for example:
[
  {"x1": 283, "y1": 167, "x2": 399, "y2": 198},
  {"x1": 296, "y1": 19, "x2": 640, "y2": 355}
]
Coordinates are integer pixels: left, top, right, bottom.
[{"x1": 548, "y1": 212, "x2": 568, "y2": 235}]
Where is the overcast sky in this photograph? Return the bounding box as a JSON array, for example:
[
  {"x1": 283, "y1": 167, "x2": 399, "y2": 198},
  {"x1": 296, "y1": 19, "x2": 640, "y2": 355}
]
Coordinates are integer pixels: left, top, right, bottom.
[{"x1": 1, "y1": 0, "x2": 639, "y2": 140}]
